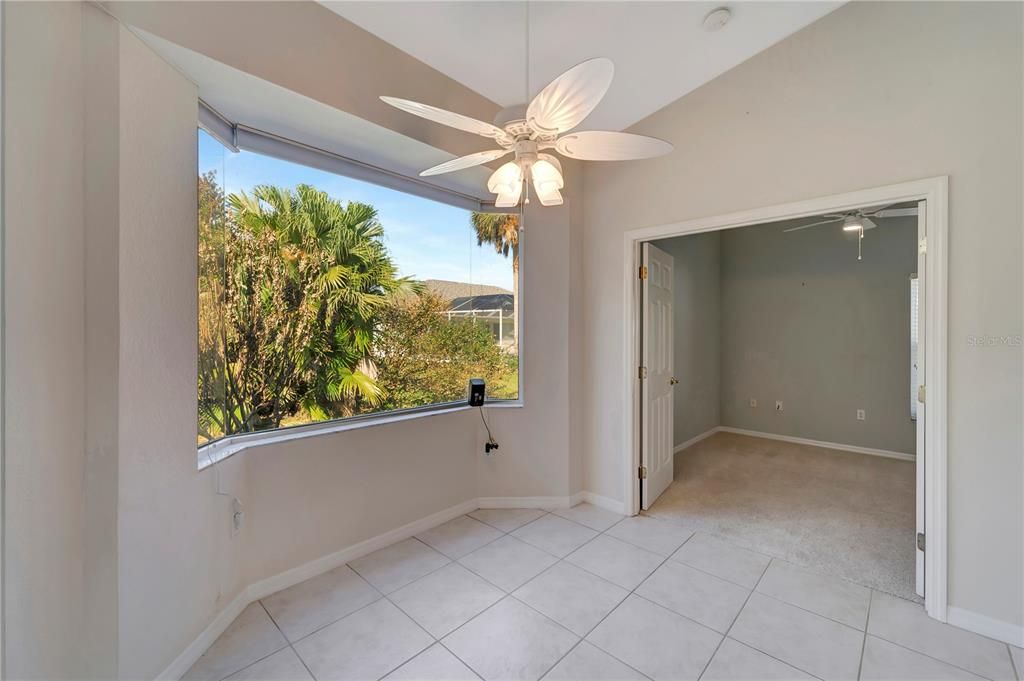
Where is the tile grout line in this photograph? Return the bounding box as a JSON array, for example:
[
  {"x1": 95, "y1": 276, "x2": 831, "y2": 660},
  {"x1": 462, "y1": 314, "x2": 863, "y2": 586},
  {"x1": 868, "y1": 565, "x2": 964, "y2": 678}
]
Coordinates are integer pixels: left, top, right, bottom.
[
  {"x1": 667, "y1": 533, "x2": 887, "y2": 635},
  {"x1": 860, "y1": 632, "x2": 1005, "y2": 681},
  {"x1": 856, "y1": 589, "x2": 874, "y2": 680},
  {"x1": 435, "y1": 639, "x2": 485, "y2": 681},
  {"x1": 752, "y1": 585, "x2": 869, "y2": 633},
  {"x1": 701, "y1": 558, "x2": 829, "y2": 681},
  {"x1": 348, "y1": 535, "x2": 454, "y2": 596},
  {"x1": 209, "y1": 641, "x2": 291, "y2": 681},
  {"x1": 1008, "y1": 644, "x2": 1021, "y2": 681},
  {"x1": 200, "y1": 507, "x2": 1008, "y2": 681},
  {"x1": 543, "y1": 522, "x2": 707, "y2": 679},
  {"x1": 278, "y1": 568, "x2": 391, "y2": 649},
  {"x1": 372, "y1": 592, "x2": 439, "y2": 681},
  {"x1": 367, "y1": 509, "x2": 608, "y2": 681},
  {"x1": 696, "y1": 555, "x2": 777, "y2": 681},
  {"x1": 407, "y1": 508, "x2": 649, "y2": 681},
  {"x1": 396, "y1": 509, "x2": 615, "y2": 681},
  {"x1": 524, "y1": 520, "x2": 686, "y2": 681},
  {"x1": 370, "y1": 512, "x2": 528, "y2": 679},
  {"x1": 257, "y1": 600, "x2": 319, "y2": 681},
  {"x1": 390, "y1": 512, "x2": 568, "y2": 680}
]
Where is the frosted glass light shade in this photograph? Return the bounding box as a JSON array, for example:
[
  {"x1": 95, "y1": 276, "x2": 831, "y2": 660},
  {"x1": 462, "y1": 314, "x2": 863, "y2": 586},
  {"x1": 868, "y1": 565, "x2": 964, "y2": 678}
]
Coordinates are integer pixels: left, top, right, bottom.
[
  {"x1": 532, "y1": 155, "x2": 564, "y2": 206},
  {"x1": 488, "y1": 161, "x2": 523, "y2": 196},
  {"x1": 495, "y1": 187, "x2": 522, "y2": 208}
]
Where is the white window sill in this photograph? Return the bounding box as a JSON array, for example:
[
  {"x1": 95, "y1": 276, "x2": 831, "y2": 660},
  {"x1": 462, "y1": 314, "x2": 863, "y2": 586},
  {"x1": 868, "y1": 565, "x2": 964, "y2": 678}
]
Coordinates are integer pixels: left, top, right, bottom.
[{"x1": 198, "y1": 399, "x2": 523, "y2": 470}]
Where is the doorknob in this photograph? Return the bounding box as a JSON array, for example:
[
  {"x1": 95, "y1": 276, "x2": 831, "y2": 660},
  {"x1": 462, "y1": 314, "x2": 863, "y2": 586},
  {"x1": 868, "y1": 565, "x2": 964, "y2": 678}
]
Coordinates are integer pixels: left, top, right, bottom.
[{"x1": 669, "y1": 377, "x2": 679, "y2": 385}]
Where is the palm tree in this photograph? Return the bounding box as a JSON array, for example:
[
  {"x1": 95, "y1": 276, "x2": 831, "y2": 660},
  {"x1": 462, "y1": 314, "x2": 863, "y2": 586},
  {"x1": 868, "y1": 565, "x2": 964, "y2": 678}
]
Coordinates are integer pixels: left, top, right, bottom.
[
  {"x1": 211, "y1": 184, "x2": 417, "y2": 432},
  {"x1": 470, "y1": 212, "x2": 520, "y2": 348}
]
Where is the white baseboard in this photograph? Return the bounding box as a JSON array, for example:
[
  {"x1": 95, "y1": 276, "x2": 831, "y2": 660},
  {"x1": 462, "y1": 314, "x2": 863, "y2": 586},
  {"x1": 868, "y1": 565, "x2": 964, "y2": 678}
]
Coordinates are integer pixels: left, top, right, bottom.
[
  {"x1": 717, "y1": 426, "x2": 915, "y2": 462},
  {"x1": 478, "y1": 492, "x2": 624, "y2": 514},
  {"x1": 157, "y1": 589, "x2": 251, "y2": 681},
  {"x1": 947, "y1": 606, "x2": 1024, "y2": 648},
  {"x1": 477, "y1": 495, "x2": 575, "y2": 509},
  {"x1": 674, "y1": 427, "x2": 722, "y2": 453},
  {"x1": 247, "y1": 498, "x2": 479, "y2": 601},
  {"x1": 159, "y1": 490, "x2": 626, "y2": 679},
  {"x1": 578, "y1": 491, "x2": 626, "y2": 515},
  {"x1": 157, "y1": 498, "x2": 478, "y2": 680}
]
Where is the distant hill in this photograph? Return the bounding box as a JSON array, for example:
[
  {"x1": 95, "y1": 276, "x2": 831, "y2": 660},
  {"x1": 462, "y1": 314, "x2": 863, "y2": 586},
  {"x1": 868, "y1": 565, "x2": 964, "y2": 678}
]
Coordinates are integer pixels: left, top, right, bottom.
[{"x1": 421, "y1": 279, "x2": 511, "y2": 301}]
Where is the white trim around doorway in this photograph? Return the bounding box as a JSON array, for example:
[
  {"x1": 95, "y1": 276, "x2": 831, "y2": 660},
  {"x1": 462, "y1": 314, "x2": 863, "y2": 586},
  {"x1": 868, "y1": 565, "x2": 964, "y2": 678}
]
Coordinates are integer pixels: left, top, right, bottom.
[{"x1": 621, "y1": 176, "x2": 949, "y2": 622}]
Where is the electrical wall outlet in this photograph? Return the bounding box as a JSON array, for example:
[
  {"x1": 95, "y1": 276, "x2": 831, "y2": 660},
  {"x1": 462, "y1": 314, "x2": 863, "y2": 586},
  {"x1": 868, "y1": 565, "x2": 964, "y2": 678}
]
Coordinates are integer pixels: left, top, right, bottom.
[
  {"x1": 775, "y1": 400, "x2": 783, "y2": 411},
  {"x1": 231, "y1": 498, "x2": 244, "y2": 535},
  {"x1": 749, "y1": 398, "x2": 757, "y2": 408},
  {"x1": 857, "y1": 409, "x2": 866, "y2": 421}
]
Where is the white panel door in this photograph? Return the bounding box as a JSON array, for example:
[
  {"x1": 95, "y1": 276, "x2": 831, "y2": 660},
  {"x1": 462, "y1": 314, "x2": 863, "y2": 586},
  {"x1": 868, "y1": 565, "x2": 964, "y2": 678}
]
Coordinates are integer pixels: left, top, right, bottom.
[
  {"x1": 915, "y1": 200, "x2": 927, "y2": 598},
  {"x1": 642, "y1": 243, "x2": 675, "y2": 509}
]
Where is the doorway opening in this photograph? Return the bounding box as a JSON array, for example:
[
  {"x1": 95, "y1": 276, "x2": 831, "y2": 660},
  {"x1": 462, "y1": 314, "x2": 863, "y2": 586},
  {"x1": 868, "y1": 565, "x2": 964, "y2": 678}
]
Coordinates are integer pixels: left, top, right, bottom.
[{"x1": 622, "y1": 177, "x2": 948, "y2": 621}]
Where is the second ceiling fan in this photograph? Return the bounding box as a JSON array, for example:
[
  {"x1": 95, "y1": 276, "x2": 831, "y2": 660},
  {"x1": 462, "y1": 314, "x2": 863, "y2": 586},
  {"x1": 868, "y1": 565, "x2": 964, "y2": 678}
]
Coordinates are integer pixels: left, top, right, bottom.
[
  {"x1": 382, "y1": 57, "x2": 673, "y2": 208},
  {"x1": 783, "y1": 205, "x2": 919, "y2": 261}
]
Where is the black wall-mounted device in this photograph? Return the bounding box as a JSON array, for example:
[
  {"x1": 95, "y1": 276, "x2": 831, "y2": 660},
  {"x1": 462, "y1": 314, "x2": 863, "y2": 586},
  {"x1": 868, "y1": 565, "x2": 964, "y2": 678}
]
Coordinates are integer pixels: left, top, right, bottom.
[{"x1": 468, "y1": 378, "x2": 486, "y2": 407}]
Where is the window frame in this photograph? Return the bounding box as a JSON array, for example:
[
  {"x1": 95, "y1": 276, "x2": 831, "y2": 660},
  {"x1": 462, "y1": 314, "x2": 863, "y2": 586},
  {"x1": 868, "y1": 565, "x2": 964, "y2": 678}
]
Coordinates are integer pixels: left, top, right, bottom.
[
  {"x1": 200, "y1": 398, "x2": 522, "y2": 469},
  {"x1": 196, "y1": 113, "x2": 524, "y2": 468}
]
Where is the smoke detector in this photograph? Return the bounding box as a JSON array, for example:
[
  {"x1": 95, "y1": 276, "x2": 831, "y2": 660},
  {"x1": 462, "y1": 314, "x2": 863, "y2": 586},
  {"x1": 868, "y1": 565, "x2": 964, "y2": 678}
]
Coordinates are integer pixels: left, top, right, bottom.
[{"x1": 703, "y1": 7, "x2": 732, "y2": 31}]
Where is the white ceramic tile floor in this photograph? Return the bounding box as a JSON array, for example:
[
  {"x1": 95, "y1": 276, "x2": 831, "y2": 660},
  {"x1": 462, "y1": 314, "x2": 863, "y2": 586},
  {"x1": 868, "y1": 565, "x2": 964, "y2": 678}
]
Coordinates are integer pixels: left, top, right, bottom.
[
  {"x1": 459, "y1": 535, "x2": 558, "y2": 592},
  {"x1": 261, "y1": 565, "x2": 380, "y2": 642},
  {"x1": 187, "y1": 508, "x2": 1022, "y2": 681}
]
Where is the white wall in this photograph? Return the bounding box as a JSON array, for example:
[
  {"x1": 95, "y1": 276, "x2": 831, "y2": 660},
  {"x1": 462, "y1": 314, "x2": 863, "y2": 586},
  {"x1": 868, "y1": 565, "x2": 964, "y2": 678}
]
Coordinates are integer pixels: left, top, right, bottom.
[
  {"x1": 582, "y1": 1, "x2": 1022, "y2": 632},
  {"x1": 4, "y1": 5, "x2": 583, "y2": 677},
  {"x1": 114, "y1": 24, "x2": 238, "y2": 679},
  {"x1": 83, "y1": 6, "x2": 122, "y2": 677},
  {"x1": 478, "y1": 195, "x2": 580, "y2": 502},
  {"x1": 4, "y1": 4, "x2": 86, "y2": 677},
  {"x1": 719, "y1": 217, "x2": 918, "y2": 454},
  {"x1": 650, "y1": 233, "x2": 721, "y2": 447}
]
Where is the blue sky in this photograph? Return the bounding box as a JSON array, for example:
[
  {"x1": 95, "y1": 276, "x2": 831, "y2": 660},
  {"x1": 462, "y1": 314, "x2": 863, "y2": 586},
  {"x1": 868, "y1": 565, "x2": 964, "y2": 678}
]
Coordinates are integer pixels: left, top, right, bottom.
[{"x1": 199, "y1": 130, "x2": 513, "y2": 290}]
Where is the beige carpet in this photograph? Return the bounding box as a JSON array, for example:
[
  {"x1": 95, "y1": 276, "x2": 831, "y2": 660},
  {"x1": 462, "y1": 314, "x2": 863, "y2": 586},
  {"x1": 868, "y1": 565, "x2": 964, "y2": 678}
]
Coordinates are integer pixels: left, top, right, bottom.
[{"x1": 648, "y1": 431, "x2": 920, "y2": 601}]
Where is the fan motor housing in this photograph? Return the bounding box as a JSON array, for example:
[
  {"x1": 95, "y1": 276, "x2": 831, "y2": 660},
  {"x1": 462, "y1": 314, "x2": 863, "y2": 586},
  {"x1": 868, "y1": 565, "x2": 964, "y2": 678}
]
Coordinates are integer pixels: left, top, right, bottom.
[{"x1": 514, "y1": 139, "x2": 540, "y2": 166}]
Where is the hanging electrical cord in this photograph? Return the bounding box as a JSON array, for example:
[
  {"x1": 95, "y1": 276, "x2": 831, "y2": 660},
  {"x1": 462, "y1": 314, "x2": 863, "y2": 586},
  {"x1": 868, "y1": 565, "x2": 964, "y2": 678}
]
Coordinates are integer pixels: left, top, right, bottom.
[{"x1": 479, "y1": 406, "x2": 499, "y2": 454}]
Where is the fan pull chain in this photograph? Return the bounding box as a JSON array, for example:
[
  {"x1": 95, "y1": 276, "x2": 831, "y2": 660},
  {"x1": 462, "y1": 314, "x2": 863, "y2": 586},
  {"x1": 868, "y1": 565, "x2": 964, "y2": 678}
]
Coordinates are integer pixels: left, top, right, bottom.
[{"x1": 858, "y1": 226, "x2": 864, "y2": 261}]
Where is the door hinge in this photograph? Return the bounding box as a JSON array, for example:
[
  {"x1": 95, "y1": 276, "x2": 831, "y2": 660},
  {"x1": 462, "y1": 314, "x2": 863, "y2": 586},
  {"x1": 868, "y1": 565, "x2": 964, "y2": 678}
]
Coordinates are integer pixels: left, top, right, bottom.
[
  {"x1": 639, "y1": 466, "x2": 648, "y2": 480},
  {"x1": 918, "y1": 237, "x2": 927, "y2": 255},
  {"x1": 638, "y1": 366, "x2": 647, "y2": 380},
  {"x1": 918, "y1": 384, "x2": 926, "y2": 404},
  {"x1": 917, "y1": 532, "x2": 925, "y2": 551},
  {"x1": 639, "y1": 265, "x2": 648, "y2": 280}
]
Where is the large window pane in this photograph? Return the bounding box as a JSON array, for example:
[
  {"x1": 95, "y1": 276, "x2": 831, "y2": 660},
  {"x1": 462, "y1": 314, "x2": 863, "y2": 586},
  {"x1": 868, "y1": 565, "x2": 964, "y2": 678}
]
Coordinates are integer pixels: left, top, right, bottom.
[
  {"x1": 196, "y1": 129, "x2": 519, "y2": 446},
  {"x1": 197, "y1": 130, "x2": 228, "y2": 444}
]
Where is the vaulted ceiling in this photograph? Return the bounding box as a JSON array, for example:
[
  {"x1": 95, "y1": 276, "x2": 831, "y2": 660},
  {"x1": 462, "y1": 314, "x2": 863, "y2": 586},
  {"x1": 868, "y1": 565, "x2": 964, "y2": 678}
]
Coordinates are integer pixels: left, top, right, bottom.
[
  {"x1": 115, "y1": 1, "x2": 841, "y2": 199},
  {"x1": 323, "y1": 1, "x2": 842, "y2": 131}
]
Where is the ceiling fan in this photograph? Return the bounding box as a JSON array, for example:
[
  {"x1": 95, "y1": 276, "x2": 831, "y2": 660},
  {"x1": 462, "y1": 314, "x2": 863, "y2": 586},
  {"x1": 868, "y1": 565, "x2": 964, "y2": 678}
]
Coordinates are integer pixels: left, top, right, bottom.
[
  {"x1": 783, "y1": 205, "x2": 918, "y2": 260},
  {"x1": 381, "y1": 57, "x2": 673, "y2": 208}
]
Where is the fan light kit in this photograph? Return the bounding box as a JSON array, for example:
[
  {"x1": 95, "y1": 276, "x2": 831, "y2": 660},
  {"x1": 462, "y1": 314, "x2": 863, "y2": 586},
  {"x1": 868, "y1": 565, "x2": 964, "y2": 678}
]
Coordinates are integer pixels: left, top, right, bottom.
[
  {"x1": 381, "y1": 58, "x2": 674, "y2": 208},
  {"x1": 784, "y1": 205, "x2": 919, "y2": 261}
]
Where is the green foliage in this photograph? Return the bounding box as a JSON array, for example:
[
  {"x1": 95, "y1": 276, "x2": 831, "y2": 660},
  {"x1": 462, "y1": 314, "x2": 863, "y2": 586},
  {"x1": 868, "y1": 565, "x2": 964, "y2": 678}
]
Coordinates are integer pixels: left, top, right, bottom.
[
  {"x1": 372, "y1": 292, "x2": 517, "y2": 409},
  {"x1": 470, "y1": 212, "x2": 519, "y2": 261},
  {"x1": 470, "y1": 212, "x2": 520, "y2": 347},
  {"x1": 198, "y1": 176, "x2": 520, "y2": 445},
  {"x1": 198, "y1": 171, "x2": 228, "y2": 442},
  {"x1": 198, "y1": 179, "x2": 418, "y2": 438}
]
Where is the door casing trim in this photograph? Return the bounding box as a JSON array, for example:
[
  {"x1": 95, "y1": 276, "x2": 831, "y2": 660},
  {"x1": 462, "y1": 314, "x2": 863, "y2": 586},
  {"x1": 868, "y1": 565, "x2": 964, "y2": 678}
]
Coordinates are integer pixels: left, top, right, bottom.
[{"x1": 621, "y1": 175, "x2": 948, "y2": 622}]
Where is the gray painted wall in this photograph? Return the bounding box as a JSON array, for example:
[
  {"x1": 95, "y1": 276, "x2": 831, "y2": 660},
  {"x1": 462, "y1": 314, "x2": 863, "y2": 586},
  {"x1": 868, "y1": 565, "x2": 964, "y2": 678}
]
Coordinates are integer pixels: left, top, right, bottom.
[
  {"x1": 720, "y1": 216, "x2": 918, "y2": 454},
  {"x1": 651, "y1": 232, "x2": 721, "y2": 447},
  {"x1": 656, "y1": 215, "x2": 917, "y2": 455},
  {"x1": 581, "y1": 0, "x2": 1020, "y2": 632}
]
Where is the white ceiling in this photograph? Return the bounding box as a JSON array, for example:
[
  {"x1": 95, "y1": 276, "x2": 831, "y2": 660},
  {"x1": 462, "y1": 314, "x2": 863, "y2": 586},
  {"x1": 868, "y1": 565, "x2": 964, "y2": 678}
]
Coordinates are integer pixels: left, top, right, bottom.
[
  {"x1": 323, "y1": 1, "x2": 842, "y2": 132},
  {"x1": 133, "y1": 28, "x2": 493, "y2": 199}
]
